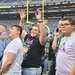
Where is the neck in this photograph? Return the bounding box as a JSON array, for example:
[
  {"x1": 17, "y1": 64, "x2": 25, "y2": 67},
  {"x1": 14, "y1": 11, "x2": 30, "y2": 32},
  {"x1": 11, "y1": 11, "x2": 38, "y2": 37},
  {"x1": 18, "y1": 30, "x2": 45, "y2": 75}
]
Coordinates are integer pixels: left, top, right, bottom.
[
  {"x1": 10, "y1": 36, "x2": 20, "y2": 40},
  {"x1": 65, "y1": 31, "x2": 75, "y2": 37}
]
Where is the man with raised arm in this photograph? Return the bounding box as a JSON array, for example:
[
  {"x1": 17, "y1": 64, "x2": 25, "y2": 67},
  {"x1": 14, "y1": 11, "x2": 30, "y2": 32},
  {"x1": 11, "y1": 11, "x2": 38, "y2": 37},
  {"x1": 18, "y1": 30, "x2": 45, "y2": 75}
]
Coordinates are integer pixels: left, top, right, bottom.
[{"x1": 19, "y1": 9, "x2": 47, "y2": 75}]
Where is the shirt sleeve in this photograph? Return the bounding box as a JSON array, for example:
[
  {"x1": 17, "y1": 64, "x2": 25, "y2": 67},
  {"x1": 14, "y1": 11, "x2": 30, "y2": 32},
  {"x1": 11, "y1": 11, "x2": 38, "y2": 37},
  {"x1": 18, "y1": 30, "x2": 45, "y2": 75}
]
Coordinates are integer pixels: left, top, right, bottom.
[
  {"x1": 7, "y1": 40, "x2": 20, "y2": 55},
  {"x1": 24, "y1": 34, "x2": 30, "y2": 41}
]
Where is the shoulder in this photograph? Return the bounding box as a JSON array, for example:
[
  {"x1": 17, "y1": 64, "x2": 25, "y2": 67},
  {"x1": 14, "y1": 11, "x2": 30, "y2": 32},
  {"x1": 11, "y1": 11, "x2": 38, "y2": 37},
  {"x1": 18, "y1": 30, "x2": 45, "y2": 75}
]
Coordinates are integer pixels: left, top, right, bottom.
[
  {"x1": 24, "y1": 34, "x2": 30, "y2": 40},
  {"x1": 10, "y1": 38, "x2": 21, "y2": 45}
]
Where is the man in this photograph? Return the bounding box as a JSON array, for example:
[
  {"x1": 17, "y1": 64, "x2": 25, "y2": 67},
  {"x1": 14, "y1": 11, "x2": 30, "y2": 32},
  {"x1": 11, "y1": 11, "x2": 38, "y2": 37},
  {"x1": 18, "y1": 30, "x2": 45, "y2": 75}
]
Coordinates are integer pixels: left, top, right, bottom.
[
  {"x1": 0, "y1": 24, "x2": 9, "y2": 68},
  {"x1": 48, "y1": 25, "x2": 63, "y2": 75},
  {"x1": 0, "y1": 25, "x2": 23, "y2": 75},
  {"x1": 19, "y1": 10, "x2": 47, "y2": 75},
  {"x1": 56, "y1": 17, "x2": 75, "y2": 75}
]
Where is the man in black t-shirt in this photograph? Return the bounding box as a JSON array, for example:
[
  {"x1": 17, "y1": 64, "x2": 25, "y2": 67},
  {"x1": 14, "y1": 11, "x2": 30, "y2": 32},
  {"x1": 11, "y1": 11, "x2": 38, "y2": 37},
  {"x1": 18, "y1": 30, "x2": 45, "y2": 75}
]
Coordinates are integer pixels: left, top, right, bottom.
[{"x1": 19, "y1": 9, "x2": 47, "y2": 75}]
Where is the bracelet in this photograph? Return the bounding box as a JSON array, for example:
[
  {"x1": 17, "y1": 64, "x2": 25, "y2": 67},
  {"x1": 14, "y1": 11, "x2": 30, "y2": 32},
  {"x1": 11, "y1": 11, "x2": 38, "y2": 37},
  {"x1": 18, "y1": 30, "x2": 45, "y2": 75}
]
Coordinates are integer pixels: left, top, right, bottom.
[
  {"x1": 38, "y1": 19, "x2": 42, "y2": 21},
  {"x1": 38, "y1": 19, "x2": 43, "y2": 23},
  {"x1": 20, "y1": 20, "x2": 24, "y2": 23},
  {"x1": 54, "y1": 36, "x2": 58, "y2": 39},
  {"x1": 38, "y1": 21, "x2": 43, "y2": 23}
]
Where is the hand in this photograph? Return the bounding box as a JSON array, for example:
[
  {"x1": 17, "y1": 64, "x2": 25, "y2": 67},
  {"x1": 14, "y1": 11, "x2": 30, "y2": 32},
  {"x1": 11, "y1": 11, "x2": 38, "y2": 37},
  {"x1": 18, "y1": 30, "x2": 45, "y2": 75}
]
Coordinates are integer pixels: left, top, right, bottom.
[
  {"x1": 18, "y1": 9, "x2": 26, "y2": 19},
  {"x1": 53, "y1": 30, "x2": 61, "y2": 38},
  {"x1": 35, "y1": 8, "x2": 41, "y2": 20},
  {"x1": 42, "y1": 20, "x2": 48, "y2": 25}
]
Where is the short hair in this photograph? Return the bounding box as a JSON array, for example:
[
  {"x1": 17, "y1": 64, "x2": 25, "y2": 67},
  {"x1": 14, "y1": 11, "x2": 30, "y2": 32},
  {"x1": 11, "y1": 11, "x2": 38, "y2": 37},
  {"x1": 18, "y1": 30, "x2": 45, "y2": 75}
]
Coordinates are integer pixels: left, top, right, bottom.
[
  {"x1": 0, "y1": 24, "x2": 7, "y2": 29},
  {"x1": 11, "y1": 25, "x2": 22, "y2": 36},
  {"x1": 32, "y1": 24, "x2": 40, "y2": 32},
  {"x1": 29, "y1": 24, "x2": 40, "y2": 32},
  {"x1": 60, "y1": 17, "x2": 75, "y2": 25}
]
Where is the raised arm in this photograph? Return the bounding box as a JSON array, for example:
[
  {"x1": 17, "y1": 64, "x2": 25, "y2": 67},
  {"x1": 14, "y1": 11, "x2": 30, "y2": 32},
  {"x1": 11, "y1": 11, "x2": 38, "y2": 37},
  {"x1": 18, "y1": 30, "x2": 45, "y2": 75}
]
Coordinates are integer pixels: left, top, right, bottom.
[
  {"x1": 52, "y1": 30, "x2": 61, "y2": 50},
  {"x1": 19, "y1": 9, "x2": 27, "y2": 38},
  {"x1": 39, "y1": 20, "x2": 47, "y2": 46}
]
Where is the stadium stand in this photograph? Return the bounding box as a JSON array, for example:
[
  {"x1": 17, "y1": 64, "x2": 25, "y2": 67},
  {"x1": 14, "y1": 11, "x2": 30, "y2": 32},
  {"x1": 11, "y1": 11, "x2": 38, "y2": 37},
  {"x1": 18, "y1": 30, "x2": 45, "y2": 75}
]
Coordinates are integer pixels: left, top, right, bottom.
[
  {"x1": 0, "y1": 0, "x2": 75, "y2": 35},
  {"x1": 0, "y1": 0, "x2": 75, "y2": 4},
  {"x1": 0, "y1": 18, "x2": 60, "y2": 34}
]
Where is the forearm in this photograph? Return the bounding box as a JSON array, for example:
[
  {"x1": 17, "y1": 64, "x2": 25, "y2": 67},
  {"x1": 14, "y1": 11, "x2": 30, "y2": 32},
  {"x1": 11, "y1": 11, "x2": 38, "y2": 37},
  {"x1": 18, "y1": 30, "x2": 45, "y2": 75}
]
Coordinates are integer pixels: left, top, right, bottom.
[
  {"x1": 0, "y1": 61, "x2": 11, "y2": 74},
  {"x1": 39, "y1": 22, "x2": 46, "y2": 45},
  {"x1": 19, "y1": 18, "x2": 25, "y2": 30},
  {"x1": 39, "y1": 23, "x2": 46, "y2": 37},
  {"x1": 52, "y1": 36, "x2": 58, "y2": 50}
]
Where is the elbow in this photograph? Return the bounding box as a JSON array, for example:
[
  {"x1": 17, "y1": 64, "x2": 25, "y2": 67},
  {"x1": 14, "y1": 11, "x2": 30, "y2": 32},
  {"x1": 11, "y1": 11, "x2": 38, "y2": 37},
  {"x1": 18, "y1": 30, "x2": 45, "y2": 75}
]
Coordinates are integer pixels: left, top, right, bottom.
[
  {"x1": 40, "y1": 36, "x2": 46, "y2": 46},
  {"x1": 40, "y1": 40, "x2": 46, "y2": 46},
  {"x1": 52, "y1": 46, "x2": 56, "y2": 51},
  {"x1": 6, "y1": 61, "x2": 13, "y2": 66}
]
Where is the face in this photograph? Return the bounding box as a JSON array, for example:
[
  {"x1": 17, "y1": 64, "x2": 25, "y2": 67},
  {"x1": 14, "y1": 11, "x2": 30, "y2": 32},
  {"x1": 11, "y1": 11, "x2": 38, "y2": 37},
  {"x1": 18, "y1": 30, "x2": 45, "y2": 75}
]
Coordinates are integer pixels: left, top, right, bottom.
[
  {"x1": 9, "y1": 26, "x2": 19, "y2": 40},
  {"x1": 0, "y1": 25, "x2": 6, "y2": 34},
  {"x1": 58, "y1": 20, "x2": 75, "y2": 36},
  {"x1": 30, "y1": 26, "x2": 39, "y2": 37}
]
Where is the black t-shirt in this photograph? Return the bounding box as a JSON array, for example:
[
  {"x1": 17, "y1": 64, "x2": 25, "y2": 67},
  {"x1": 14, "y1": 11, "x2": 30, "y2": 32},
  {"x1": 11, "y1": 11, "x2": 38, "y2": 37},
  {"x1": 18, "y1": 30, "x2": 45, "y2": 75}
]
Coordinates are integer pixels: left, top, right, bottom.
[{"x1": 22, "y1": 34, "x2": 44, "y2": 68}]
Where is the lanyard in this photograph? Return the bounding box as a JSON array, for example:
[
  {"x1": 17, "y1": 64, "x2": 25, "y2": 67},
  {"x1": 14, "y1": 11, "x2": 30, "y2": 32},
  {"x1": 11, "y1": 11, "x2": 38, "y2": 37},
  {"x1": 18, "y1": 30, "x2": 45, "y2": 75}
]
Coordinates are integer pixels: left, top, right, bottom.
[
  {"x1": 58, "y1": 31, "x2": 75, "y2": 50},
  {"x1": 57, "y1": 35, "x2": 63, "y2": 48}
]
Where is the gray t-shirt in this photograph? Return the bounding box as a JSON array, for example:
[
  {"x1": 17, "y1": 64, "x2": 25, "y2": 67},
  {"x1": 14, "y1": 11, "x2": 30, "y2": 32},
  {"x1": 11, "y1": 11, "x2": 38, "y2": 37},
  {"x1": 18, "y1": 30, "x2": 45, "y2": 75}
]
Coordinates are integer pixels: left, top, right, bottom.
[
  {"x1": 2, "y1": 38, "x2": 23, "y2": 75},
  {"x1": 56, "y1": 34, "x2": 75, "y2": 75}
]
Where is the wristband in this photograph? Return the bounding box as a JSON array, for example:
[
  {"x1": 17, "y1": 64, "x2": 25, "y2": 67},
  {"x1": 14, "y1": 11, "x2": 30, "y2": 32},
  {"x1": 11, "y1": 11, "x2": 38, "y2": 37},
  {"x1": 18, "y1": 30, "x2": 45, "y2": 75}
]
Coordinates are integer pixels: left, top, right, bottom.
[
  {"x1": 54, "y1": 36, "x2": 57, "y2": 39},
  {"x1": 38, "y1": 19, "x2": 43, "y2": 23},
  {"x1": 39, "y1": 21, "x2": 43, "y2": 23}
]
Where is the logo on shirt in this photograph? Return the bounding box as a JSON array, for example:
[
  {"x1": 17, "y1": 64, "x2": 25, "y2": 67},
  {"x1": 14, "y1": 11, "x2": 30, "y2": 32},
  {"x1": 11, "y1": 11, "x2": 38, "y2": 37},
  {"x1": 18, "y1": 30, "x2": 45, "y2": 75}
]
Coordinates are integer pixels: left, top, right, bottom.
[
  {"x1": 60, "y1": 43, "x2": 65, "y2": 52},
  {"x1": 23, "y1": 38, "x2": 33, "y2": 60}
]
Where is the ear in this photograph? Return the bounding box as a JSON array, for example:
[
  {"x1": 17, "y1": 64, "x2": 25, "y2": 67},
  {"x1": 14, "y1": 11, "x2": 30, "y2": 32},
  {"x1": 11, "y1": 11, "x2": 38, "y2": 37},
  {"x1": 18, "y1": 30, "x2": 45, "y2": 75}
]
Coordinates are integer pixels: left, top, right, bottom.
[
  {"x1": 72, "y1": 25, "x2": 75, "y2": 30},
  {"x1": 16, "y1": 31, "x2": 20, "y2": 35}
]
